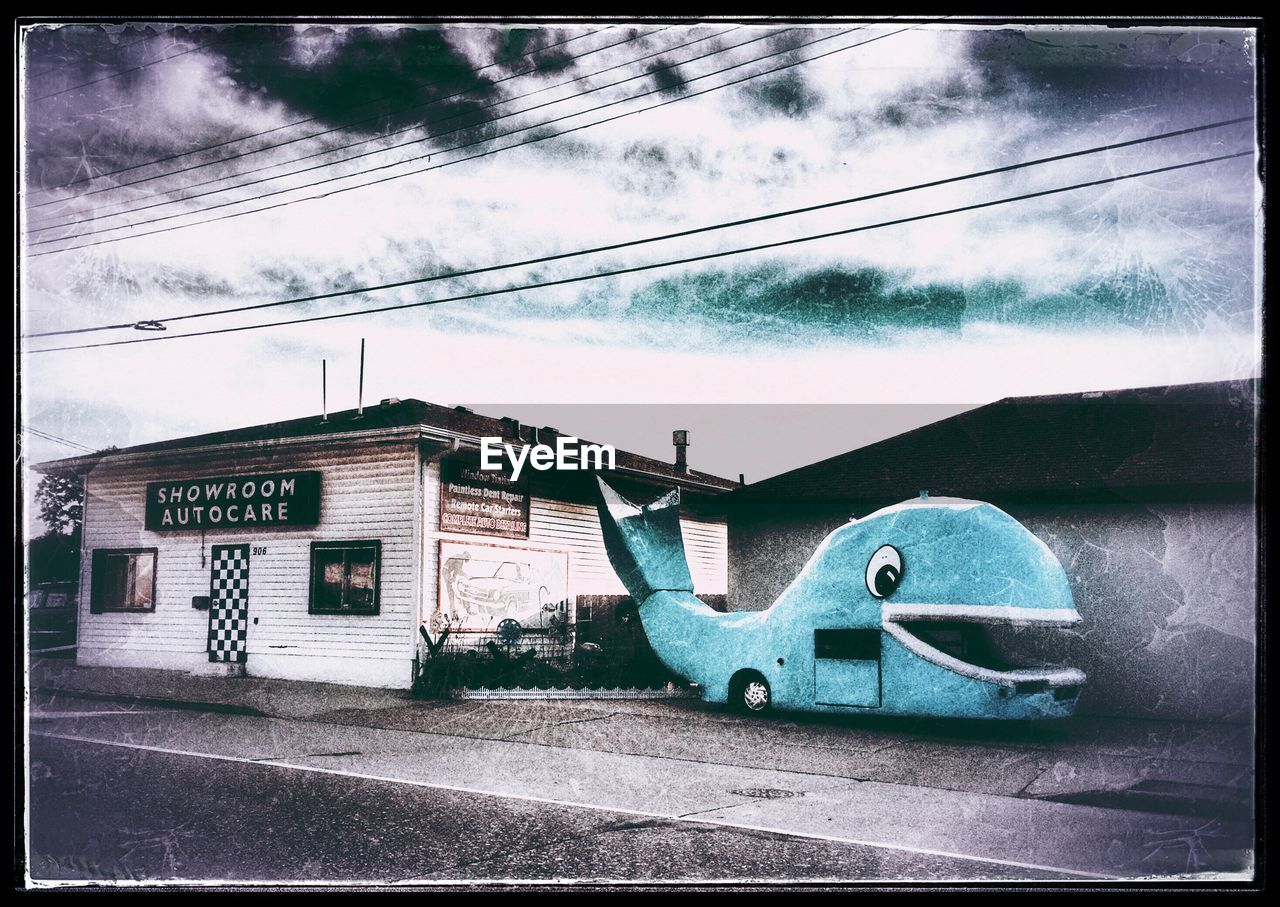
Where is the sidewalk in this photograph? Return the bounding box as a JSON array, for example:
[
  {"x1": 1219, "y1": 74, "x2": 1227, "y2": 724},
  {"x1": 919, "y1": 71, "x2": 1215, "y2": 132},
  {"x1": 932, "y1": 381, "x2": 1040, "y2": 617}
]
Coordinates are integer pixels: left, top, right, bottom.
[
  {"x1": 29, "y1": 659, "x2": 408, "y2": 721},
  {"x1": 28, "y1": 659, "x2": 1254, "y2": 815}
]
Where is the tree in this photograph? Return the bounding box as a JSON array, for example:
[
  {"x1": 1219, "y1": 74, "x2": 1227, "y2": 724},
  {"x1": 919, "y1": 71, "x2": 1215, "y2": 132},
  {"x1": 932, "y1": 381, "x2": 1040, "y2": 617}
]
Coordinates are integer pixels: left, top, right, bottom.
[
  {"x1": 30, "y1": 447, "x2": 115, "y2": 584},
  {"x1": 35, "y1": 471, "x2": 84, "y2": 539}
]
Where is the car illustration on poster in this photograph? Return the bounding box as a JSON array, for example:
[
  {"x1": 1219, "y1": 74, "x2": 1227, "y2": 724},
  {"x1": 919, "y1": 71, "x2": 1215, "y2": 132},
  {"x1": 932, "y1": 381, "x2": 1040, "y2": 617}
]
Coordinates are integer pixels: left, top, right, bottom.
[
  {"x1": 436, "y1": 541, "x2": 569, "y2": 635},
  {"x1": 596, "y1": 478, "x2": 1085, "y2": 719},
  {"x1": 457, "y1": 561, "x2": 542, "y2": 619}
]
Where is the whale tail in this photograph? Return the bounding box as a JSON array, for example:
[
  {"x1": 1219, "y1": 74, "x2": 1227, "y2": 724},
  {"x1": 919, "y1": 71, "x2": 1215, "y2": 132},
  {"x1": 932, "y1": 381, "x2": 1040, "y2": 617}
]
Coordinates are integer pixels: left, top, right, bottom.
[{"x1": 595, "y1": 477, "x2": 695, "y2": 603}]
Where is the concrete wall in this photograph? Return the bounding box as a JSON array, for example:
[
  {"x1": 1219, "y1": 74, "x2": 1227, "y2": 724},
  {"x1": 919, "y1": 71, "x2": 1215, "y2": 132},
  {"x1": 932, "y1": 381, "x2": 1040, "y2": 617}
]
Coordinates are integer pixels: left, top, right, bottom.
[{"x1": 727, "y1": 489, "x2": 1255, "y2": 723}]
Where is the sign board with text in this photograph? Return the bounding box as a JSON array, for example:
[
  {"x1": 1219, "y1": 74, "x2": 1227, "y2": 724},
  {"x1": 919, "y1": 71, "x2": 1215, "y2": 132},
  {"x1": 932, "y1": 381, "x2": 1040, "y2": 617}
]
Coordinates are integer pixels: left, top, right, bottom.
[
  {"x1": 145, "y1": 471, "x2": 321, "y2": 531},
  {"x1": 439, "y1": 456, "x2": 530, "y2": 539}
]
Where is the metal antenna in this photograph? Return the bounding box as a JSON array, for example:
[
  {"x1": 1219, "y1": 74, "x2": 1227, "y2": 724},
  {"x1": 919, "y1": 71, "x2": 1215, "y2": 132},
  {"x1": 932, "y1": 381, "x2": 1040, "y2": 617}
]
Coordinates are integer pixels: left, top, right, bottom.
[
  {"x1": 322, "y1": 359, "x2": 328, "y2": 422},
  {"x1": 357, "y1": 339, "x2": 365, "y2": 417}
]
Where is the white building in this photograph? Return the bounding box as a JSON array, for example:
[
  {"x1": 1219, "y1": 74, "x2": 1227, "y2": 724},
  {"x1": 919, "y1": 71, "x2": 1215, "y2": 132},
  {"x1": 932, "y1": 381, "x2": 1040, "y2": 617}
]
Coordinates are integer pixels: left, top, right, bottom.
[{"x1": 35, "y1": 399, "x2": 734, "y2": 688}]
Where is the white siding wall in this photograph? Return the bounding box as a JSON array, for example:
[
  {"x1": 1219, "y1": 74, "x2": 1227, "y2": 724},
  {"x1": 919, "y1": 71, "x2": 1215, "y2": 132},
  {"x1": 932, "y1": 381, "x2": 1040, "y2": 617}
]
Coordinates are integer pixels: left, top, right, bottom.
[
  {"x1": 78, "y1": 440, "x2": 421, "y2": 688},
  {"x1": 420, "y1": 459, "x2": 728, "y2": 624}
]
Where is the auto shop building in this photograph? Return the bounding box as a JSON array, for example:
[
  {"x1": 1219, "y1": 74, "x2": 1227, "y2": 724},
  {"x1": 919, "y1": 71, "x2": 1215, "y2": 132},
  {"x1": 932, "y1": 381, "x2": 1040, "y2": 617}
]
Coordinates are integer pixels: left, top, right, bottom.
[{"x1": 35, "y1": 399, "x2": 734, "y2": 688}]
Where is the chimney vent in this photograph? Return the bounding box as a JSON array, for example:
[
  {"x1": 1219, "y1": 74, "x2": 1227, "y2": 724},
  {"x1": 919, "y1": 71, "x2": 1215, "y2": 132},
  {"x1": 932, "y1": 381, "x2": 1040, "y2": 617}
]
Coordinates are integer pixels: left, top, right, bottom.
[
  {"x1": 673, "y1": 429, "x2": 689, "y2": 473},
  {"x1": 380, "y1": 397, "x2": 400, "y2": 407}
]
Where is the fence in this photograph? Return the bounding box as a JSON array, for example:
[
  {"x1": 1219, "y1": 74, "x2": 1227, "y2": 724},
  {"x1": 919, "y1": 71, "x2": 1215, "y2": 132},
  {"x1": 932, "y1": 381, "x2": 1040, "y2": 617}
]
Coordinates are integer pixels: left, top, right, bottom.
[{"x1": 414, "y1": 593, "x2": 727, "y2": 697}]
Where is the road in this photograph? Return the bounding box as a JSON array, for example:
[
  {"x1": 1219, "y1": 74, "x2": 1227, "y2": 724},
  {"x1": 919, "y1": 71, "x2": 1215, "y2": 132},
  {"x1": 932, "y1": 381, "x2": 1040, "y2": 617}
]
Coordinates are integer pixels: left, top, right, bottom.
[{"x1": 25, "y1": 693, "x2": 1253, "y2": 884}]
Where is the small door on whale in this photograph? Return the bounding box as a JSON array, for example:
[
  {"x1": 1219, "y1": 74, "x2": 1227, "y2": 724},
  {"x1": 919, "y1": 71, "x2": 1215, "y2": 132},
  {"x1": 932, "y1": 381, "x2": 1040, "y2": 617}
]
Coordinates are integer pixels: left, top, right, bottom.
[{"x1": 814, "y1": 629, "x2": 882, "y2": 707}]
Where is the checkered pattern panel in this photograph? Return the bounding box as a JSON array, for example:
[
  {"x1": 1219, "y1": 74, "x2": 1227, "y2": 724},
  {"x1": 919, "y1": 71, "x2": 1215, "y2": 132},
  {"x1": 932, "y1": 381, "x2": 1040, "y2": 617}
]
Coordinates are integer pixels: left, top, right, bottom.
[{"x1": 207, "y1": 545, "x2": 250, "y2": 664}]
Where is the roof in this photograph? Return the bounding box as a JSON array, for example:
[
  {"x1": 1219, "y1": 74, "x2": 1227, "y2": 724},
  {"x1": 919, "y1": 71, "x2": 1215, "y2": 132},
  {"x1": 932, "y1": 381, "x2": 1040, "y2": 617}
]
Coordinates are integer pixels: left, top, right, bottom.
[
  {"x1": 721, "y1": 379, "x2": 1258, "y2": 511},
  {"x1": 34, "y1": 398, "x2": 738, "y2": 491}
]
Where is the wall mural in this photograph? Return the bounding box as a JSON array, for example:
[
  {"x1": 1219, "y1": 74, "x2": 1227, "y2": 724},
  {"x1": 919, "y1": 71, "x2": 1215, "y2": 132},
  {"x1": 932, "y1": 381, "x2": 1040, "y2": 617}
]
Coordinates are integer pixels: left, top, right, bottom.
[
  {"x1": 596, "y1": 478, "x2": 1085, "y2": 719},
  {"x1": 434, "y1": 540, "x2": 569, "y2": 636}
]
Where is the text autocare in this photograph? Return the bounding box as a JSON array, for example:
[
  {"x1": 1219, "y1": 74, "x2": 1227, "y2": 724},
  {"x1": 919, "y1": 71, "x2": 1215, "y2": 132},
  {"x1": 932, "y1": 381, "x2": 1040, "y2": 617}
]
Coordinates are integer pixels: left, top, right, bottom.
[{"x1": 145, "y1": 471, "x2": 321, "y2": 530}]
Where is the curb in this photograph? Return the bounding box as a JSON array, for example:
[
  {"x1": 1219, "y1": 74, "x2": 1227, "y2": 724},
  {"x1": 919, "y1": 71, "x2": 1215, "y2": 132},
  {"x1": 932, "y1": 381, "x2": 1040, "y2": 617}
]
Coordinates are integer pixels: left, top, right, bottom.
[
  {"x1": 453, "y1": 686, "x2": 700, "y2": 701},
  {"x1": 33, "y1": 686, "x2": 270, "y2": 718}
]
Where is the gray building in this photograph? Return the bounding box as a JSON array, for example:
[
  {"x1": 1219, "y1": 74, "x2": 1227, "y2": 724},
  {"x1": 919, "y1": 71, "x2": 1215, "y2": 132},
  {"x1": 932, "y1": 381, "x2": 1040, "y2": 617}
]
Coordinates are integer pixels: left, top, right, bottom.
[{"x1": 718, "y1": 380, "x2": 1257, "y2": 724}]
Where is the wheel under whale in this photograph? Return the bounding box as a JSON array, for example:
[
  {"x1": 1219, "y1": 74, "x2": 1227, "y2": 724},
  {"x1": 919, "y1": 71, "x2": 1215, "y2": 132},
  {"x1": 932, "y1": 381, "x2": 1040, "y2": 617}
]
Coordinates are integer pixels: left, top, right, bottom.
[{"x1": 733, "y1": 671, "x2": 772, "y2": 714}]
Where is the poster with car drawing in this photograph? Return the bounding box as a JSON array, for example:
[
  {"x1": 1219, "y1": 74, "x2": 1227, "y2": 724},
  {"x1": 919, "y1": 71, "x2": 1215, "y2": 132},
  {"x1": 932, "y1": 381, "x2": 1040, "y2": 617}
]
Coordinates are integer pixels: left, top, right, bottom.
[{"x1": 435, "y1": 541, "x2": 569, "y2": 635}]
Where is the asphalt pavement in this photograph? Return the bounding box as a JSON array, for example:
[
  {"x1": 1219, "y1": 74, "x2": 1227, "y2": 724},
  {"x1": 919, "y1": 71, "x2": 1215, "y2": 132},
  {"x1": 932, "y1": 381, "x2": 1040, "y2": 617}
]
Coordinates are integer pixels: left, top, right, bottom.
[
  {"x1": 30, "y1": 730, "x2": 1064, "y2": 883},
  {"x1": 24, "y1": 682, "x2": 1255, "y2": 885}
]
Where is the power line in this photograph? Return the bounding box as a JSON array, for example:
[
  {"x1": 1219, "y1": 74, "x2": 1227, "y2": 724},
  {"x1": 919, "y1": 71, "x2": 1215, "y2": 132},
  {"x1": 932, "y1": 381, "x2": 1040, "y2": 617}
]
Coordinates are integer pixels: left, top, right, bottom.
[
  {"x1": 29, "y1": 27, "x2": 241, "y2": 102},
  {"x1": 27, "y1": 29, "x2": 164, "y2": 80},
  {"x1": 26, "y1": 427, "x2": 91, "y2": 452},
  {"x1": 22, "y1": 424, "x2": 96, "y2": 453},
  {"x1": 28, "y1": 25, "x2": 737, "y2": 234},
  {"x1": 28, "y1": 25, "x2": 840, "y2": 251},
  {"x1": 29, "y1": 24, "x2": 902, "y2": 256},
  {"x1": 26, "y1": 150, "x2": 1250, "y2": 354},
  {"x1": 28, "y1": 27, "x2": 778, "y2": 244},
  {"x1": 27, "y1": 26, "x2": 654, "y2": 226},
  {"x1": 25, "y1": 116, "x2": 1251, "y2": 339},
  {"x1": 26, "y1": 26, "x2": 614, "y2": 201}
]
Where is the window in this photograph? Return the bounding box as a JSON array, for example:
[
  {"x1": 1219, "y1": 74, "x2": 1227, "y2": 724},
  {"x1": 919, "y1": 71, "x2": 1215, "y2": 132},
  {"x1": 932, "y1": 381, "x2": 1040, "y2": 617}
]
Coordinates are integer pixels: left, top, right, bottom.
[
  {"x1": 90, "y1": 549, "x2": 157, "y2": 613},
  {"x1": 309, "y1": 540, "x2": 381, "y2": 615},
  {"x1": 494, "y1": 562, "x2": 526, "y2": 582},
  {"x1": 814, "y1": 629, "x2": 881, "y2": 661}
]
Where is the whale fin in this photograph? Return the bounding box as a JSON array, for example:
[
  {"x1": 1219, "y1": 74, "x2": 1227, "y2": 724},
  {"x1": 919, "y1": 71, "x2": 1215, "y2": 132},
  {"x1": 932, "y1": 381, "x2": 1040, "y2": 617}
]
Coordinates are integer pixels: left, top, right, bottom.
[{"x1": 595, "y1": 477, "x2": 694, "y2": 603}]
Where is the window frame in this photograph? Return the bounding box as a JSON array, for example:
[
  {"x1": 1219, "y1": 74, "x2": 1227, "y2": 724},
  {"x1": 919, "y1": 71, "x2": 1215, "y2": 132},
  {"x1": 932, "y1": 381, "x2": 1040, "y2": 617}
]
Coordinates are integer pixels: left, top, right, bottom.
[
  {"x1": 89, "y1": 548, "x2": 159, "y2": 614},
  {"x1": 814, "y1": 628, "x2": 881, "y2": 661},
  {"x1": 308, "y1": 540, "x2": 382, "y2": 616}
]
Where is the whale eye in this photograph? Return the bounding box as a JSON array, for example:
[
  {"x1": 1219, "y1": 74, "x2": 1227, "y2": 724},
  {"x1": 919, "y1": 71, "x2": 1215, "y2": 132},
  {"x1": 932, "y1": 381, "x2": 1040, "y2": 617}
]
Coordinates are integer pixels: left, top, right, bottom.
[{"x1": 866, "y1": 545, "x2": 903, "y2": 598}]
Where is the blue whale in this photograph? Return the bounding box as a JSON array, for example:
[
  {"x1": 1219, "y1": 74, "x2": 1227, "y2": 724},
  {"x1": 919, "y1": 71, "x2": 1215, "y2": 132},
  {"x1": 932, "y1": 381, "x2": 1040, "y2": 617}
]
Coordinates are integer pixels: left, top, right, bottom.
[{"x1": 596, "y1": 478, "x2": 1085, "y2": 719}]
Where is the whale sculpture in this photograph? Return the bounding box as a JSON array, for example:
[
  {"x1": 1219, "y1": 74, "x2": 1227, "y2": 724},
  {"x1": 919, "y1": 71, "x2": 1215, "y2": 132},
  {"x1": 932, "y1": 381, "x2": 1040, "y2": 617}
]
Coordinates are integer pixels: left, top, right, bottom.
[{"x1": 595, "y1": 478, "x2": 1085, "y2": 719}]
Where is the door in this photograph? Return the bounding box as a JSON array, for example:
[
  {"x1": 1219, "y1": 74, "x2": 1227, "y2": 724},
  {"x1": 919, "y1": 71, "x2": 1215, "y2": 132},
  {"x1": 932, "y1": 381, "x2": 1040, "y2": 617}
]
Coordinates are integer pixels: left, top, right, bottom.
[
  {"x1": 208, "y1": 544, "x2": 251, "y2": 664},
  {"x1": 814, "y1": 629, "x2": 882, "y2": 707}
]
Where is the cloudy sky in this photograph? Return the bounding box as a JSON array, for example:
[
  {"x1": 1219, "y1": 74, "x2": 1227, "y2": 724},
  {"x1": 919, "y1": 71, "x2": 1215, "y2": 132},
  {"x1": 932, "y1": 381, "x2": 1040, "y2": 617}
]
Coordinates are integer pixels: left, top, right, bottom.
[{"x1": 18, "y1": 20, "x2": 1260, "y2": 500}]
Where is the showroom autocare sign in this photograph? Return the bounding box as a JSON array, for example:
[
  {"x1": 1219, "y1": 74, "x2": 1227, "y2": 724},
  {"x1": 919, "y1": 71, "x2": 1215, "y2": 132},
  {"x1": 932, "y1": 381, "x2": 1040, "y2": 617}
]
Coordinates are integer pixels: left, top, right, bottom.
[
  {"x1": 440, "y1": 456, "x2": 530, "y2": 539},
  {"x1": 145, "y1": 472, "x2": 321, "y2": 530}
]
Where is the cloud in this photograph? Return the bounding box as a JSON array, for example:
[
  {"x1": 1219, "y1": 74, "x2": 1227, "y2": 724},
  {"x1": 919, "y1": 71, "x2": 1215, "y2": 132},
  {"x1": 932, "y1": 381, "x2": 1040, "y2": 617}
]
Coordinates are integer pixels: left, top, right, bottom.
[
  {"x1": 964, "y1": 26, "x2": 1256, "y2": 121},
  {"x1": 19, "y1": 22, "x2": 1260, "y2": 425},
  {"x1": 646, "y1": 58, "x2": 689, "y2": 96},
  {"x1": 489, "y1": 26, "x2": 609, "y2": 72},
  {"x1": 216, "y1": 25, "x2": 498, "y2": 135},
  {"x1": 738, "y1": 70, "x2": 822, "y2": 119}
]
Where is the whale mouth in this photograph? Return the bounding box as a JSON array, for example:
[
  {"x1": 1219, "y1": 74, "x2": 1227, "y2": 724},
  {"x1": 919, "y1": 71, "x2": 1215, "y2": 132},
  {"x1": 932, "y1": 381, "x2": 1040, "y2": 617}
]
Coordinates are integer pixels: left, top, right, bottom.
[{"x1": 882, "y1": 603, "x2": 1085, "y2": 692}]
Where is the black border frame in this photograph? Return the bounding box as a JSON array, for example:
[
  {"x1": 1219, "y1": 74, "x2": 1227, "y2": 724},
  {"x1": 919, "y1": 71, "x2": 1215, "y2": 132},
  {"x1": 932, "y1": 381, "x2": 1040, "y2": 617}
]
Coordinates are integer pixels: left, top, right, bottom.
[{"x1": 13, "y1": 11, "x2": 1268, "y2": 894}]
